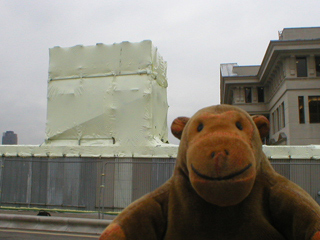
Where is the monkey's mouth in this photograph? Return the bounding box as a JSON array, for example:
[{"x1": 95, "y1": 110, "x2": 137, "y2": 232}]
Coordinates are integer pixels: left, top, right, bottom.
[{"x1": 191, "y1": 163, "x2": 252, "y2": 181}]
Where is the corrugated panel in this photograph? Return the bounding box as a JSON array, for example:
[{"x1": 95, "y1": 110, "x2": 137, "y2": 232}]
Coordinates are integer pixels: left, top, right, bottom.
[
  {"x1": 47, "y1": 160, "x2": 64, "y2": 206},
  {"x1": 0, "y1": 157, "x2": 103, "y2": 210},
  {"x1": 63, "y1": 160, "x2": 81, "y2": 207},
  {"x1": 101, "y1": 159, "x2": 115, "y2": 209},
  {"x1": 132, "y1": 158, "x2": 152, "y2": 202},
  {"x1": 79, "y1": 160, "x2": 98, "y2": 210},
  {"x1": 0, "y1": 156, "x2": 318, "y2": 212},
  {"x1": 291, "y1": 159, "x2": 311, "y2": 194},
  {"x1": 310, "y1": 160, "x2": 320, "y2": 201},
  {"x1": 102, "y1": 158, "x2": 175, "y2": 209},
  {"x1": 270, "y1": 159, "x2": 290, "y2": 179},
  {"x1": 270, "y1": 158, "x2": 320, "y2": 200},
  {"x1": 113, "y1": 158, "x2": 132, "y2": 209},
  {"x1": 151, "y1": 158, "x2": 175, "y2": 190},
  {"x1": 31, "y1": 159, "x2": 48, "y2": 205},
  {"x1": 1, "y1": 157, "x2": 30, "y2": 205}
]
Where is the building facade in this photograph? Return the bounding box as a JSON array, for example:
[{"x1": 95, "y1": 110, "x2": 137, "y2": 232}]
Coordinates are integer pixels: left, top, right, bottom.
[
  {"x1": 2, "y1": 131, "x2": 18, "y2": 145},
  {"x1": 220, "y1": 27, "x2": 320, "y2": 145}
]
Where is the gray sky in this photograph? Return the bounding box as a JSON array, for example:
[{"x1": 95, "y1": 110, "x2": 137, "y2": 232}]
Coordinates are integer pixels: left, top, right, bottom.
[{"x1": 0, "y1": 0, "x2": 319, "y2": 145}]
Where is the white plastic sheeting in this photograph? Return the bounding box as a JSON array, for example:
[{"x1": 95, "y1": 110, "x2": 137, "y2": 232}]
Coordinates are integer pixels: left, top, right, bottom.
[
  {"x1": 1, "y1": 145, "x2": 320, "y2": 159},
  {"x1": 262, "y1": 145, "x2": 320, "y2": 159},
  {"x1": 45, "y1": 40, "x2": 169, "y2": 149},
  {"x1": 0, "y1": 145, "x2": 178, "y2": 158}
]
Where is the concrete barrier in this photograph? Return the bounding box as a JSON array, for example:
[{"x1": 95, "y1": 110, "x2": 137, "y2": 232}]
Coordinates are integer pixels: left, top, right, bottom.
[{"x1": 0, "y1": 214, "x2": 111, "y2": 235}]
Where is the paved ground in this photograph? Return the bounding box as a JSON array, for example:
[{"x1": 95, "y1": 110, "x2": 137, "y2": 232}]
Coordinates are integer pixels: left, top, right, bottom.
[
  {"x1": 0, "y1": 209, "x2": 117, "y2": 221},
  {"x1": 0, "y1": 229, "x2": 99, "y2": 239},
  {"x1": 0, "y1": 209, "x2": 116, "y2": 236}
]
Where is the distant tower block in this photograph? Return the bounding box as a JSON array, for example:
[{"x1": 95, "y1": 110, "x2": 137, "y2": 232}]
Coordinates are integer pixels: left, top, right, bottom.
[
  {"x1": 2, "y1": 131, "x2": 18, "y2": 145},
  {"x1": 45, "y1": 40, "x2": 169, "y2": 146}
]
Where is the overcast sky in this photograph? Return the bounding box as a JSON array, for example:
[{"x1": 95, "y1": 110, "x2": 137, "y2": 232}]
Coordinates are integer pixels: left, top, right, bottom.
[{"x1": 0, "y1": 0, "x2": 319, "y2": 145}]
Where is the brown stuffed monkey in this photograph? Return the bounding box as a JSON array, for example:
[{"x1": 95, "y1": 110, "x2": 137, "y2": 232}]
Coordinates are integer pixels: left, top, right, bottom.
[{"x1": 100, "y1": 104, "x2": 320, "y2": 240}]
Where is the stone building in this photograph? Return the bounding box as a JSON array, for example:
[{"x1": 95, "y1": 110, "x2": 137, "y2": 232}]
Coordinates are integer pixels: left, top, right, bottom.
[{"x1": 220, "y1": 27, "x2": 320, "y2": 145}]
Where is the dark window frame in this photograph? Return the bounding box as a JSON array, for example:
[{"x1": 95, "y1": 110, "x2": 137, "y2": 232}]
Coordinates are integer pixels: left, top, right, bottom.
[
  {"x1": 244, "y1": 87, "x2": 252, "y2": 103},
  {"x1": 296, "y1": 57, "x2": 308, "y2": 77},
  {"x1": 257, "y1": 87, "x2": 264, "y2": 103},
  {"x1": 308, "y1": 96, "x2": 320, "y2": 123},
  {"x1": 315, "y1": 56, "x2": 320, "y2": 77},
  {"x1": 281, "y1": 102, "x2": 285, "y2": 128},
  {"x1": 298, "y1": 96, "x2": 305, "y2": 124},
  {"x1": 272, "y1": 112, "x2": 276, "y2": 134}
]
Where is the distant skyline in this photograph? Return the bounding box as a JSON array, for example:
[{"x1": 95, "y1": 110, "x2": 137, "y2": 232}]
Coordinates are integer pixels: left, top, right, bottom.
[
  {"x1": 1, "y1": 0, "x2": 319, "y2": 145},
  {"x1": 2, "y1": 131, "x2": 18, "y2": 145}
]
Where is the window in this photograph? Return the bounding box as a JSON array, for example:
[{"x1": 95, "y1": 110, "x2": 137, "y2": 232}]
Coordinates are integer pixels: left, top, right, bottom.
[
  {"x1": 245, "y1": 87, "x2": 252, "y2": 103},
  {"x1": 276, "y1": 108, "x2": 280, "y2": 132},
  {"x1": 272, "y1": 102, "x2": 286, "y2": 133},
  {"x1": 257, "y1": 87, "x2": 264, "y2": 102},
  {"x1": 309, "y1": 96, "x2": 320, "y2": 123},
  {"x1": 296, "y1": 57, "x2": 308, "y2": 77},
  {"x1": 316, "y1": 56, "x2": 320, "y2": 77},
  {"x1": 298, "y1": 96, "x2": 305, "y2": 123},
  {"x1": 272, "y1": 112, "x2": 276, "y2": 134},
  {"x1": 281, "y1": 102, "x2": 285, "y2": 128}
]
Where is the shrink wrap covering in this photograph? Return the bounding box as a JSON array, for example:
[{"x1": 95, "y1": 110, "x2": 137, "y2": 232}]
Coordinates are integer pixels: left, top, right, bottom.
[{"x1": 45, "y1": 40, "x2": 169, "y2": 149}]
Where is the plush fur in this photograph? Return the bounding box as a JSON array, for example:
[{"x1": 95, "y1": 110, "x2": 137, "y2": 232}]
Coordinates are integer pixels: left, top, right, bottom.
[{"x1": 100, "y1": 104, "x2": 320, "y2": 240}]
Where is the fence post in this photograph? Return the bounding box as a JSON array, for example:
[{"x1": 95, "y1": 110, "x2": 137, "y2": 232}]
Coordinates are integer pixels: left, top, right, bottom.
[
  {"x1": 26, "y1": 160, "x2": 32, "y2": 208},
  {"x1": 99, "y1": 162, "x2": 106, "y2": 219},
  {"x1": 0, "y1": 158, "x2": 4, "y2": 205}
]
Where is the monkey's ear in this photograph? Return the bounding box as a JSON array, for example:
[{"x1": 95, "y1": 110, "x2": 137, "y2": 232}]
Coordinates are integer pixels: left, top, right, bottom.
[
  {"x1": 252, "y1": 115, "x2": 270, "y2": 139},
  {"x1": 171, "y1": 117, "x2": 190, "y2": 140}
]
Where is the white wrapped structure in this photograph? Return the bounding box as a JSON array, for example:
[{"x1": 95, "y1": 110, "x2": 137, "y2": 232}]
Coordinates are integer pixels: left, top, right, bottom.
[{"x1": 45, "y1": 40, "x2": 169, "y2": 148}]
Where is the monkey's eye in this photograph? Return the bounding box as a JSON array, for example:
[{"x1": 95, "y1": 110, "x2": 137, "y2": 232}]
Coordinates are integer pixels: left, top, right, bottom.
[
  {"x1": 197, "y1": 123, "x2": 204, "y2": 132},
  {"x1": 236, "y1": 121, "x2": 243, "y2": 130}
]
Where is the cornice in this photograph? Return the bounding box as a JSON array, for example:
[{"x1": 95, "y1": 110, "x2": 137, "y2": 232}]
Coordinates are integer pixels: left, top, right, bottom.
[{"x1": 258, "y1": 39, "x2": 320, "y2": 81}]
